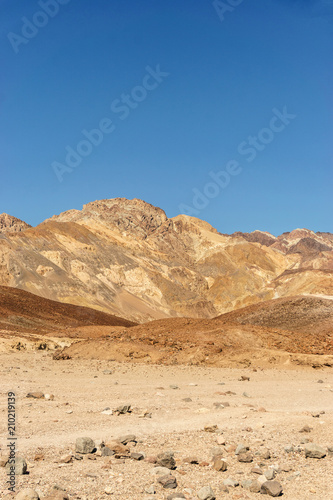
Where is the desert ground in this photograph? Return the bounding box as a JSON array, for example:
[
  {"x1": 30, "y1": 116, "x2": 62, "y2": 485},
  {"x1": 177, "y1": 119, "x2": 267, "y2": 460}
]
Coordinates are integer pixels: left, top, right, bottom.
[{"x1": 1, "y1": 351, "x2": 332, "y2": 500}]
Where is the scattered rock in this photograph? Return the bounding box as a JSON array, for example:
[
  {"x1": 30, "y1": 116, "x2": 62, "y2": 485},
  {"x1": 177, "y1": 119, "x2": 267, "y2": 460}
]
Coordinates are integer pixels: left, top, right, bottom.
[
  {"x1": 260, "y1": 480, "x2": 283, "y2": 497},
  {"x1": 26, "y1": 392, "x2": 44, "y2": 399},
  {"x1": 167, "y1": 493, "x2": 186, "y2": 499},
  {"x1": 238, "y1": 452, "x2": 253, "y2": 463},
  {"x1": 0, "y1": 455, "x2": 8, "y2": 467},
  {"x1": 152, "y1": 466, "x2": 171, "y2": 476},
  {"x1": 6, "y1": 456, "x2": 27, "y2": 475},
  {"x1": 145, "y1": 485, "x2": 156, "y2": 494},
  {"x1": 235, "y1": 444, "x2": 249, "y2": 455},
  {"x1": 264, "y1": 469, "x2": 276, "y2": 480},
  {"x1": 59, "y1": 454, "x2": 72, "y2": 464},
  {"x1": 169, "y1": 385, "x2": 179, "y2": 389},
  {"x1": 131, "y1": 452, "x2": 144, "y2": 460},
  {"x1": 44, "y1": 394, "x2": 54, "y2": 400},
  {"x1": 101, "y1": 446, "x2": 115, "y2": 457},
  {"x1": 216, "y1": 436, "x2": 226, "y2": 445},
  {"x1": 239, "y1": 376, "x2": 250, "y2": 381},
  {"x1": 156, "y1": 452, "x2": 176, "y2": 469},
  {"x1": 213, "y1": 456, "x2": 228, "y2": 471},
  {"x1": 105, "y1": 441, "x2": 130, "y2": 457},
  {"x1": 304, "y1": 443, "x2": 326, "y2": 459},
  {"x1": 252, "y1": 466, "x2": 263, "y2": 474},
  {"x1": 299, "y1": 425, "x2": 312, "y2": 433},
  {"x1": 260, "y1": 448, "x2": 271, "y2": 460},
  {"x1": 115, "y1": 404, "x2": 131, "y2": 414},
  {"x1": 157, "y1": 474, "x2": 177, "y2": 489},
  {"x1": 118, "y1": 434, "x2": 136, "y2": 445},
  {"x1": 182, "y1": 397, "x2": 192, "y2": 402},
  {"x1": 197, "y1": 485, "x2": 216, "y2": 500},
  {"x1": 15, "y1": 489, "x2": 40, "y2": 500},
  {"x1": 75, "y1": 437, "x2": 95, "y2": 454},
  {"x1": 223, "y1": 478, "x2": 239, "y2": 487},
  {"x1": 204, "y1": 425, "x2": 218, "y2": 433},
  {"x1": 184, "y1": 456, "x2": 199, "y2": 464},
  {"x1": 242, "y1": 392, "x2": 250, "y2": 398}
]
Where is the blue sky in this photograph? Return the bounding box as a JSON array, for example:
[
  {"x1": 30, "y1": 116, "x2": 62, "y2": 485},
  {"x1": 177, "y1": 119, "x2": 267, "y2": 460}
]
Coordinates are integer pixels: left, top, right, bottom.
[{"x1": 1, "y1": 0, "x2": 332, "y2": 235}]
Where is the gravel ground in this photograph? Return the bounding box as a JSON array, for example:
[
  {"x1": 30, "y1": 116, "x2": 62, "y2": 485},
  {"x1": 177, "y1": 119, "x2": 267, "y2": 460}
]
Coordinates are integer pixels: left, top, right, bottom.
[{"x1": 0, "y1": 352, "x2": 332, "y2": 499}]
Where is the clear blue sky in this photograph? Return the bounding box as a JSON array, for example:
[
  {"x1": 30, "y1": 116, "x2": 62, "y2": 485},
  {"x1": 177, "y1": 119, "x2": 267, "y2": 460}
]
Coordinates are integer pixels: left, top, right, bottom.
[{"x1": 1, "y1": 0, "x2": 332, "y2": 235}]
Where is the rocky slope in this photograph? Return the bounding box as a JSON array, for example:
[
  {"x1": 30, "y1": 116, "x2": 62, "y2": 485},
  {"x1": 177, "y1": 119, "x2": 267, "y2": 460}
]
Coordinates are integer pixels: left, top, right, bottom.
[
  {"x1": 0, "y1": 213, "x2": 31, "y2": 233},
  {"x1": 0, "y1": 198, "x2": 332, "y2": 322}
]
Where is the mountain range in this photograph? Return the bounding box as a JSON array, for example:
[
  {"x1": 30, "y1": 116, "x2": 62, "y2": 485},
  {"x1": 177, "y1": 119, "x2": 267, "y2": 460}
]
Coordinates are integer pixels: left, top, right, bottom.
[{"x1": 0, "y1": 198, "x2": 332, "y2": 323}]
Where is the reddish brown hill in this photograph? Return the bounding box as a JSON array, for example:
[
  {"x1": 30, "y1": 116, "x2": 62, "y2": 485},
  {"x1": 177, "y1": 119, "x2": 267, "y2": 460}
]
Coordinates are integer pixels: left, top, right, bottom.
[{"x1": 0, "y1": 286, "x2": 136, "y2": 334}]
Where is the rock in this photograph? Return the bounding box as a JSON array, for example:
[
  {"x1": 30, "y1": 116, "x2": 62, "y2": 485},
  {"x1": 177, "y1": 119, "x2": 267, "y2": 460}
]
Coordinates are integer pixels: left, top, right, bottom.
[
  {"x1": 75, "y1": 437, "x2": 95, "y2": 454},
  {"x1": 105, "y1": 441, "x2": 130, "y2": 457},
  {"x1": 145, "y1": 485, "x2": 156, "y2": 494},
  {"x1": 59, "y1": 454, "x2": 72, "y2": 463},
  {"x1": 249, "y1": 480, "x2": 261, "y2": 493},
  {"x1": 6, "y1": 456, "x2": 27, "y2": 475},
  {"x1": 197, "y1": 485, "x2": 216, "y2": 500},
  {"x1": 251, "y1": 466, "x2": 263, "y2": 475},
  {"x1": 26, "y1": 392, "x2": 44, "y2": 399},
  {"x1": 131, "y1": 452, "x2": 144, "y2": 460},
  {"x1": 0, "y1": 455, "x2": 8, "y2": 467},
  {"x1": 116, "y1": 404, "x2": 131, "y2": 414},
  {"x1": 260, "y1": 480, "x2": 283, "y2": 497},
  {"x1": 212, "y1": 456, "x2": 227, "y2": 471},
  {"x1": 169, "y1": 385, "x2": 179, "y2": 389},
  {"x1": 241, "y1": 480, "x2": 253, "y2": 490},
  {"x1": 216, "y1": 436, "x2": 226, "y2": 445},
  {"x1": 223, "y1": 478, "x2": 239, "y2": 487},
  {"x1": 317, "y1": 379, "x2": 324, "y2": 383},
  {"x1": 157, "y1": 474, "x2": 177, "y2": 489},
  {"x1": 44, "y1": 394, "x2": 54, "y2": 400},
  {"x1": 151, "y1": 466, "x2": 171, "y2": 476},
  {"x1": 34, "y1": 453, "x2": 45, "y2": 461},
  {"x1": 264, "y1": 469, "x2": 276, "y2": 480},
  {"x1": 118, "y1": 434, "x2": 136, "y2": 444},
  {"x1": 101, "y1": 446, "x2": 115, "y2": 457},
  {"x1": 156, "y1": 452, "x2": 176, "y2": 469},
  {"x1": 103, "y1": 369, "x2": 113, "y2": 374},
  {"x1": 101, "y1": 409, "x2": 113, "y2": 415},
  {"x1": 210, "y1": 447, "x2": 224, "y2": 458},
  {"x1": 182, "y1": 397, "x2": 192, "y2": 402},
  {"x1": 167, "y1": 494, "x2": 186, "y2": 499},
  {"x1": 242, "y1": 392, "x2": 250, "y2": 398},
  {"x1": 213, "y1": 402, "x2": 224, "y2": 409},
  {"x1": 15, "y1": 489, "x2": 40, "y2": 500},
  {"x1": 284, "y1": 445, "x2": 294, "y2": 453},
  {"x1": 239, "y1": 376, "x2": 250, "y2": 381},
  {"x1": 304, "y1": 443, "x2": 326, "y2": 458},
  {"x1": 183, "y1": 456, "x2": 199, "y2": 464},
  {"x1": 237, "y1": 452, "x2": 253, "y2": 463},
  {"x1": 261, "y1": 448, "x2": 271, "y2": 460},
  {"x1": 299, "y1": 425, "x2": 312, "y2": 433},
  {"x1": 204, "y1": 425, "x2": 218, "y2": 433},
  {"x1": 235, "y1": 444, "x2": 249, "y2": 455}
]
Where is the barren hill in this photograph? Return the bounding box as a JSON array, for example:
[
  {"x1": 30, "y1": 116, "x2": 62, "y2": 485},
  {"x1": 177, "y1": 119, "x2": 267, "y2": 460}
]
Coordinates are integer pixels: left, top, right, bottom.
[
  {"x1": 58, "y1": 296, "x2": 333, "y2": 368},
  {"x1": 0, "y1": 286, "x2": 136, "y2": 335},
  {"x1": 0, "y1": 213, "x2": 31, "y2": 233},
  {"x1": 0, "y1": 198, "x2": 332, "y2": 322}
]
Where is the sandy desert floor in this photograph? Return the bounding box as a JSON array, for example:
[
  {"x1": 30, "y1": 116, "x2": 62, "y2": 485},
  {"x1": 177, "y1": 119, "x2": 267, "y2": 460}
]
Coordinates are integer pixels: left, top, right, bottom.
[{"x1": 0, "y1": 352, "x2": 332, "y2": 500}]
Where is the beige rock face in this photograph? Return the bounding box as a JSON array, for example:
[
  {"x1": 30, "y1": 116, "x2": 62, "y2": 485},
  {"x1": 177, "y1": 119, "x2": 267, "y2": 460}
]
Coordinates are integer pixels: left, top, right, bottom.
[{"x1": 0, "y1": 198, "x2": 332, "y2": 322}]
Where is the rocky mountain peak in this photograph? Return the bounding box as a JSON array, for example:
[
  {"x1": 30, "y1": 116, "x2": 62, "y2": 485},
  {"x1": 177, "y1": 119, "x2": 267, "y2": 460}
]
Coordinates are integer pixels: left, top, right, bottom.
[{"x1": 0, "y1": 213, "x2": 31, "y2": 234}]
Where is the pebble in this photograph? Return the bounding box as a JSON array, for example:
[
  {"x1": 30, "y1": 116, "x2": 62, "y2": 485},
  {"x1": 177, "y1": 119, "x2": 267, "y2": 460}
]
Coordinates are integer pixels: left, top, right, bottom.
[
  {"x1": 156, "y1": 451, "x2": 176, "y2": 469},
  {"x1": 157, "y1": 474, "x2": 177, "y2": 489},
  {"x1": 304, "y1": 443, "x2": 326, "y2": 458},
  {"x1": 212, "y1": 456, "x2": 228, "y2": 471},
  {"x1": 26, "y1": 392, "x2": 44, "y2": 399},
  {"x1": 223, "y1": 478, "x2": 239, "y2": 487},
  {"x1": 197, "y1": 485, "x2": 216, "y2": 500},
  {"x1": 235, "y1": 444, "x2": 249, "y2": 455},
  {"x1": 5, "y1": 456, "x2": 27, "y2": 475},
  {"x1": 238, "y1": 452, "x2": 253, "y2": 463},
  {"x1": 151, "y1": 466, "x2": 171, "y2": 476},
  {"x1": 260, "y1": 480, "x2": 283, "y2": 497},
  {"x1": 264, "y1": 469, "x2": 276, "y2": 480},
  {"x1": 15, "y1": 489, "x2": 40, "y2": 500},
  {"x1": 75, "y1": 437, "x2": 95, "y2": 454}
]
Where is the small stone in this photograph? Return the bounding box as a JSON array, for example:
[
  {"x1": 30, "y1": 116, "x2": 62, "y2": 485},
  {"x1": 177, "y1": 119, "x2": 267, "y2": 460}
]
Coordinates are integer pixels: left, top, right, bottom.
[
  {"x1": 182, "y1": 397, "x2": 192, "y2": 402},
  {"x1": 103, "y1": 369, "x2": 113, "y2": 374},
  {"x1": 213, "y1": 402, "x2": 224, "y2": 409},
  {"x1": 261, "y1": 448, "x2": 271, "y2": 460},
  {"x1": 317, "y1": 379, "x2": 324, "y2": 383},
  {"x1": 241, "y1": 480, "x2": 253, "y2": 490},
  {"x1": 284, "y1": 445, "x2": 294, "y2": 453},
  {"x1": 101, "y1": 446, "x2": 115, "y2": 457},
  {"x1": 145, "y1": 485, "x2": 156, "y2": 494},
  {"x1": 151, "y1": 466, "x2": 171, "y2": 476},
  {"x1": 264, "y1": 469, "x2": 276, "y2": 480},
  {"x1": 249, "y1": 480, "x2": 261, "y2": 493},
  {"x1": 15, "y1": 489, "x2": 40, "y2": 500},
  {"x1": 156, "y1": 452, "x2": 176, "y2": 469},
  {"x1": 157, "y1": 474, "x2": 177, "y2": 489},
  {"x1": 101, "y1": 409, "x2": 113, "y2": 415},
  {"x1": 260, "y1": 480, "x2": 283, "y2": 497},
  {"x1": 131, "y1": 452, "x2": 144, "y2": 460},
  {"x1": 116, "y1": 404, "x2": 131, "y2": 414},
  {"x1": 216, "y1": 436, "x2": 226, "y2": 445},
  {"x1": 235, "y1": 444, "x2": 249, "y2": 455},
  {"x1": 213, "y1": 456, "x2": 227, "y2": 471},
  {"x1": 170, "y1": 385, "x2": 179, "y2": 389},
  {"x1": 204, "y1": 425, "x2": 218, "y2": 433},
  {"x1": 0, "y1": 456, "x2": 8, "y2": 467},
  {"x1": 242, "y1": 392, "x2": 250, "y2": 398},
  {"x1": 304, "y1": 443, "x2": 326, "y2": 459},
  {"x1": 5, "y1": 456, "x2": 27, "y2": 475},
  {"x1": 34, "y1": 453, "x2": 45, "y2": 461},
  {"x1": 239, "y1": 376, "x2": 250, "y2": 381},
  {"x1": 299, "y1": 425, "x2": 312, "y2": 433},
  {"x1": 26, "y1": 392, "x2": 44, "y2": 399},
  {"x1": 223, "y1": 478, "x2": 239, "y2": 487},
  {"x1": 75, "y1": 437, "x2": 95, "y2": 454},
  {"x1": 167, "y1": 494, "x2": 186, "y2": 499},
  {"x1": 105, "y1": 441, "x2": 129, "y2": 457},
  {"x1": 238, "y1": 452, "x2": 253, "y2": 463},
  {"x1": 59, "y1": 454, "x2": 72, "y2": 463},
  {"x1": 44, "y1": 394, "x2": 54, "y2": 400},
  {"x1": 184, "y1": 456, "x2": 199, "y2": 464},
  {"x1": 197, "y1": 485, "x2": 216, "y2": 500},
  {"x1": 257, "y1": 475, "x2": 268, "y2": 486},
  {"x1": 104, "y1": 486, "x2": 113, "y2": 495},
  {"x1": 251, "y1": 466, "x2": 263, "y2": 474},
  {"x1": 118, "y1": 434, "x2": 136, "y2": 444}
]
